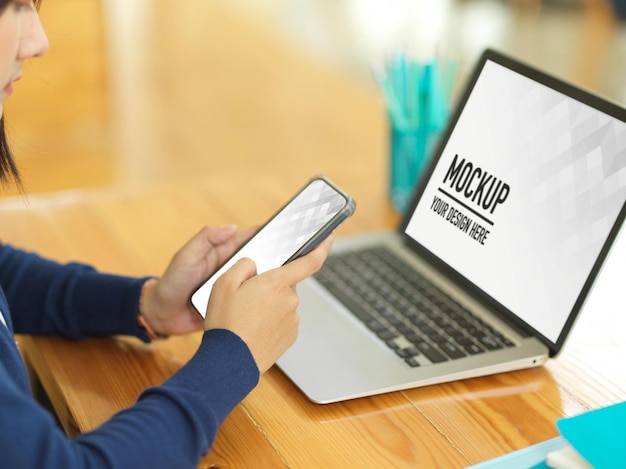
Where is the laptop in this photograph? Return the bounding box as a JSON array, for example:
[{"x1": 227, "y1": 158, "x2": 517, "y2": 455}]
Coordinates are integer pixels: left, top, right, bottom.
[{"x1": 276, "y1": 48, "x2": 626, "y2": 404}]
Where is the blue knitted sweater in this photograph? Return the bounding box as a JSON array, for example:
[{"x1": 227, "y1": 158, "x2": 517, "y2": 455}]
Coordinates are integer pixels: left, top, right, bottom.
[{"x1": 0, "y1": 243, "x2": 259, "y2": 468}]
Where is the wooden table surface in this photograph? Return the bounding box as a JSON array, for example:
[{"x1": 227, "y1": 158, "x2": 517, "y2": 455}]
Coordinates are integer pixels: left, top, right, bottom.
[
  {"x1": 1, "y1": 1, "x2": 625, "y2": 467},
  {"x1": 1, "y1": 172, "x2": 625, "y2": 468}
]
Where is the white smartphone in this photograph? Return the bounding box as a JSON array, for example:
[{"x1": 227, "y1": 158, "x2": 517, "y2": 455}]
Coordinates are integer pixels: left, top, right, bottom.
[{"x1": 190, "y1": 175, "x2": 356, "y2": 318}]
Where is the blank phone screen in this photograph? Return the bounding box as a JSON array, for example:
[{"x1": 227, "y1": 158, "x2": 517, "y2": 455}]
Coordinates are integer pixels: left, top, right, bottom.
[{"x1": 191, "y1": 178, "x2": 349, "y2": 317}]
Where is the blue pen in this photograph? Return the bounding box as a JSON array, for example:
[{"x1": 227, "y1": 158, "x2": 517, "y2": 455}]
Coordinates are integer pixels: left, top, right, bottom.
[
  {"x1": 372, "y1": 61, "x2": 408, "y2": 128},
  {"x1": 406, "y1": 60, "x2": 423, "y2": 127},
  {"x1": 388, "y1": 53, "x2": 408, "y2": 128}
]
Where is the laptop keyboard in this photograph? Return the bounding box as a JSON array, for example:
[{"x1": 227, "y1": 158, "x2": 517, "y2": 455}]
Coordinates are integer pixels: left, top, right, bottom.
[{"x1": 314, "y1": 246, "x2": 515, "y2": 368}]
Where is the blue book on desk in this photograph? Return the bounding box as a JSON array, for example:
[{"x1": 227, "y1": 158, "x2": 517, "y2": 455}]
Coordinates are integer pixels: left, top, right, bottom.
[{"x1": 468, "y1": 401, "x2": 626, "y2": 469}]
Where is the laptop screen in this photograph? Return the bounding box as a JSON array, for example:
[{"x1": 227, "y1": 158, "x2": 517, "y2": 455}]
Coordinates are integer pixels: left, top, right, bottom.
[{"x1": 404, "y1": 54, "x2": 626, "y2": 347}]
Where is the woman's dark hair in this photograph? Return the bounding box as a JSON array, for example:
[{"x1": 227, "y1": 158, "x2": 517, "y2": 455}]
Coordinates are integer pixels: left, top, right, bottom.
[{"x1": 0, "y1": 118, "x2": 21, "y2": 186}]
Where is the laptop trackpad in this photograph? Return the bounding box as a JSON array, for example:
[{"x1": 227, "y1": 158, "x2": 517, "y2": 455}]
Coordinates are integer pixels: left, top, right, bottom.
[{"x1": 277, "y1": 279, "x2": 409, "y2": 403}]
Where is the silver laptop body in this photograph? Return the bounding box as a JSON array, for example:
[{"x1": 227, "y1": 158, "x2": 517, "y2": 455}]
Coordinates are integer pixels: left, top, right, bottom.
[{"x1": 278, "y1": 49, "x2": 626, "y2": 404}]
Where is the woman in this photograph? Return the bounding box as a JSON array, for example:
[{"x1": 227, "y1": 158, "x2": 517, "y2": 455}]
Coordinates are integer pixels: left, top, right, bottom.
[{"x1": 0, "y1": 1, "x2": 331, "y2": 466}]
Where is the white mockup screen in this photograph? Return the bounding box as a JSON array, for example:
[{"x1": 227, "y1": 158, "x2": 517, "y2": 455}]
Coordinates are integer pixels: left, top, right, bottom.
[{"x1": 405, "y1": 60, "x2": 626, "y2": 343}]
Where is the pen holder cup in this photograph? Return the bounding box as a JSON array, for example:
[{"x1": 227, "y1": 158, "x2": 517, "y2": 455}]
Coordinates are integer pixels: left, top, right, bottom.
[
  {"x1": 377, "y1": 56, "x2": 456, "y2": 213},
  {"x1": 389, "y1": 124, "x2": 440, "y2": 213}
]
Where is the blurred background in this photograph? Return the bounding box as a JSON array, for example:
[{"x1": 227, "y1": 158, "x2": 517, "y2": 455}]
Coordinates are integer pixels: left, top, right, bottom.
[{"x1": 2, "y1": 0, "x2": 625, "y2": 199}]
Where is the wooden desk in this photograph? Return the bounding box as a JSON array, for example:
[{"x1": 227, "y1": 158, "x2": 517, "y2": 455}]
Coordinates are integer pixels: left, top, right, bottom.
[{"x1": 1, "y1": 173, "x2": 625, "y2": 468}]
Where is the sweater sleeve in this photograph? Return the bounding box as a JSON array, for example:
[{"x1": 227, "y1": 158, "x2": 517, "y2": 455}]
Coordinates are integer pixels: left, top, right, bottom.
[
  {"x1": 0, "y1": 328, "x2": 260, "y2": 468},
  {"x1": 0, "y1": 243, "x2": 149, "y2": 339}
]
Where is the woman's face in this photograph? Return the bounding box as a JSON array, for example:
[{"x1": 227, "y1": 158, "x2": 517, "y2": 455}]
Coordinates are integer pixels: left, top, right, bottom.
[{"x1": 0, "y1": 0, "x2": 48, "y2": 115}]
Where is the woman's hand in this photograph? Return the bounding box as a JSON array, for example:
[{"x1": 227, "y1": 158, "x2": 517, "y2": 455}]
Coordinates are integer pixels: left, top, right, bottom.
[
  {"x1": 204, "y1": 237, "x2": 332, "y2": 373},
  {"x1": 138, "y1": 225, "x2": 256, "y2": 337}
]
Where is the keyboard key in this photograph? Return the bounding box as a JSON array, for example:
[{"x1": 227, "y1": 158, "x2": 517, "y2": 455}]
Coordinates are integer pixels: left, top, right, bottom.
[
  {"x1": 405, "y1": 357, "x2": 421, "y2": 368},
  {"x1": 439, "y1": 342, "x2": 466, "y2": 359},
  {"x1": 479, "y1": 335, "x2": 502, "y2": 350},
  {"x1": 413, "y1": 341, "x2": 448, "y2": 363},
  {"x1": 463, "y1": 343, "x2": 484, "y2": 355},
  {"x1": 395, "y1": 347, "x2": 419, "y2": 359},
  {"x1": 377, "y1": 330, "x2": 398, "y2": 341}
]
